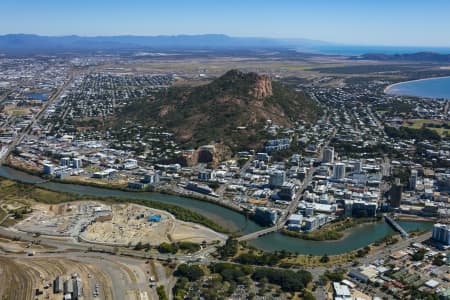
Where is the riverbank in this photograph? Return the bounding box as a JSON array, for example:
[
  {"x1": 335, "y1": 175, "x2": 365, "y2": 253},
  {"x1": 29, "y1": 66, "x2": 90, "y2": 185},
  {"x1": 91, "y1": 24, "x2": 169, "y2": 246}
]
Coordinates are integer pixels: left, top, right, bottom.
[
  {"x1": 396, "y1": 215, "x2": 437, "y2": 223},
  {"x1": 0, "y1": 165, "x2": 434, "y2": 255},
  {"x1": 238, "y1": 230, "x2": 409, "y2": 269},
  {"x1": 280, "y1": 217, "x2": 382, "y2": 241},
  {"x1": 2, "y1": 162, "x2": 245, "y2": 215},
  {"x1": 0, "y1": 176, "x2": 230, "y2": 234}
]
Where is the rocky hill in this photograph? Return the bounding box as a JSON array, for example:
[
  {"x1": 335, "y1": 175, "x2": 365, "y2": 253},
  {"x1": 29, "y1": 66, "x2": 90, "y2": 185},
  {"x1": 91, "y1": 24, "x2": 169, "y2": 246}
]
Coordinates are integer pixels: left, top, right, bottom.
[{"x1": 118, "y1": 70, "x2": 321, "y2": 150}]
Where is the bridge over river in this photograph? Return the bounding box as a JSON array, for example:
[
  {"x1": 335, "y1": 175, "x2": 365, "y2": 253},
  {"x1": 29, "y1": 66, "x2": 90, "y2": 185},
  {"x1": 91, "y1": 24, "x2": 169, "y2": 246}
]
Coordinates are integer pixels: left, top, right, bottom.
[{"x1": 385, "y1": 215, "x2": 409, "y2": 238}]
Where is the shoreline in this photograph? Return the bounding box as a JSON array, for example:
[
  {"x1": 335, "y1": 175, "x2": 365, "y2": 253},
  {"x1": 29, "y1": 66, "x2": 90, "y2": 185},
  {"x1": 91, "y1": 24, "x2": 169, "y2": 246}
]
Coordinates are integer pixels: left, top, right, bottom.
[
  {"x1": 280, "y1": 218, "x2": 382, "y2": 242},
  {"x1": 384, "y1": 75, "x2": 450, "y2": 97}
]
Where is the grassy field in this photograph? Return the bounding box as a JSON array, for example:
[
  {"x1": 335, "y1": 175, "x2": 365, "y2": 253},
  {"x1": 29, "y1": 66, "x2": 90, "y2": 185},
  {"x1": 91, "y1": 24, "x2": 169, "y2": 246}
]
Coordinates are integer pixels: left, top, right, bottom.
[{"x1": 403, "y1": 118, "x2": 450, "y2": 136}]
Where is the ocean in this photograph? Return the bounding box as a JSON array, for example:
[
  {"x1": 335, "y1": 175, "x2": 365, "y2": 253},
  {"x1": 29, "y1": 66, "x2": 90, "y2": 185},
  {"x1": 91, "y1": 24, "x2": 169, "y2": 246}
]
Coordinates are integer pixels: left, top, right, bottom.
[{"x1": 385, "y1": 76, "x2": 450, "y2": 99}]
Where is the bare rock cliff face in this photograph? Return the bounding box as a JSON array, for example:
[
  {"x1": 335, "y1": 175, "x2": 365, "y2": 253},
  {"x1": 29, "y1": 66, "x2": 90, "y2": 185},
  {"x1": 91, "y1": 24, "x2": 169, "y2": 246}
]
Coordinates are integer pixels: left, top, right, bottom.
[{"x1": 250, "y1": 74, "x2": 273, "y2": 99}]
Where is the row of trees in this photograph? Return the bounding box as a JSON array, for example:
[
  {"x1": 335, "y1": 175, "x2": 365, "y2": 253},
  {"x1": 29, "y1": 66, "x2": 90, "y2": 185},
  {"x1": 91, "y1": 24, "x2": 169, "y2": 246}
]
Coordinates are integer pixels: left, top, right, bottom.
[
  {"x1": 385, "y1": 126, "x2": 441, "y2": 142},
  {"x1": 157, "y1": 241, "x2": 201, "y2": 254}
]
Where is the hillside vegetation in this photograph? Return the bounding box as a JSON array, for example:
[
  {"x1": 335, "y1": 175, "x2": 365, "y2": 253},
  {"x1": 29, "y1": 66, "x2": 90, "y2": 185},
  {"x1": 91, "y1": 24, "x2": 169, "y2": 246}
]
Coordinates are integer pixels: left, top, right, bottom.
[{"x1": 118, "y1": 69, "x2": 321, "y2": 150}]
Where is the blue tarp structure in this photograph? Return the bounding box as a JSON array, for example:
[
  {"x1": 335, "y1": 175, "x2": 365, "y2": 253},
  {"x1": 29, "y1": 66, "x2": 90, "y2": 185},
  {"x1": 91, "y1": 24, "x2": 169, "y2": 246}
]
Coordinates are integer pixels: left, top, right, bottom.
[{"x1": 147, "y1": 215, "x2": 162, "y2": 222}]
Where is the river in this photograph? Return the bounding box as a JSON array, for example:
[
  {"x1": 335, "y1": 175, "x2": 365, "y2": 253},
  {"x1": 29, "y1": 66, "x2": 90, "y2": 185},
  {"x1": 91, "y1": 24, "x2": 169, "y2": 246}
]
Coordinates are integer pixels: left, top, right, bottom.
[{"x1": 0, "y1": 166, "x2": 433, "y2": 255}]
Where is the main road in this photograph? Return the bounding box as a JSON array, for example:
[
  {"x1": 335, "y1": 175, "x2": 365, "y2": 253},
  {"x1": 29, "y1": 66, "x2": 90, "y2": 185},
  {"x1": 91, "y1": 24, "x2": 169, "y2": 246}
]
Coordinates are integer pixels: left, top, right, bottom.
[
  {"x1": 0, "y1": 71, "x2": 75, "y2": 163},
  {"x1": 238, "y1": 124, "x2": 335, "y2": 242}
]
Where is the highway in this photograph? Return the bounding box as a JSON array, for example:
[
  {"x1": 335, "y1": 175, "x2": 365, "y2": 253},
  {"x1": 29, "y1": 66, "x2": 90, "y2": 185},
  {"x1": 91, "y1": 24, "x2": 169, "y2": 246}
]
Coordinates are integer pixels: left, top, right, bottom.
[{"x1": 0, "y1": 226, "x2": 215, "y2": 263}]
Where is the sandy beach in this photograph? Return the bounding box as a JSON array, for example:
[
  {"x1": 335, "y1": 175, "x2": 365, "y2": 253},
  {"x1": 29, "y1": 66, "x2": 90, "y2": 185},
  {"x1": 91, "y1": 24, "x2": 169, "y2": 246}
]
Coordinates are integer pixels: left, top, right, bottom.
[{"x1": 384, "y1": 75, "x2": 450, "y2": 94}]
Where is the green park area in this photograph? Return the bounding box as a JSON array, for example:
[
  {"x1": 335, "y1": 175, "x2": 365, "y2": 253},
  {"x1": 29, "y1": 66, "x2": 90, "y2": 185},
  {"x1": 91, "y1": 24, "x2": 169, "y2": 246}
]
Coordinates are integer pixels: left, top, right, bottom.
[{"x1": 403, "y1": 118, "x2": 450, "y2": 136}]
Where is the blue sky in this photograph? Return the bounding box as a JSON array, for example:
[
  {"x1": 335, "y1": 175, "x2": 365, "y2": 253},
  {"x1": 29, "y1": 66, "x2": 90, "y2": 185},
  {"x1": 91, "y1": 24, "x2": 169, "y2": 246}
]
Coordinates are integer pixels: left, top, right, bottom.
[{"x1": 2, "y1": 0, "x2": 450, "y2": 46}]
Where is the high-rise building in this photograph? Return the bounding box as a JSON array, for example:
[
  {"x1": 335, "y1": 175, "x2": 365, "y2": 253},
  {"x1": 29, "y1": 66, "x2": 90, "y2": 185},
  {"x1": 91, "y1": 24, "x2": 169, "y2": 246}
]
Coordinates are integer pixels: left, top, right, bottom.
[
  {"x1": 43, "y1": 163, "x2": 55, "y2": 175},
  {"x1": 269, "y1": 170, "x2": 286, "y2": 188},
  {"x1": 143, "y1": 172, "x2": 160, "y2": 185},
  {"x1": 390, "y1": 178, "x2": 402, "y2": 208},
  {"x1": 409, "y1": 169, "x2": 418, "y2": 190},
  {"x1": 344, "y1": 200, "x2": 378, "y2": 217},
  {"x1": 278, "y1": 182, "x2": 297, "y2": 200},
  {"x1": 332, "y1": 162, "x2": 346, "y2": 179},
  {"x1": 323, "y1": 147, "x2": 335, "y2": 163},
  {"x1": 432, "y1": 223, "x2": 450, "y2": 245},
  {"x1": 254, "y1": 207, "x2": 278, "y2": 225},
  {"x1": 72, "y1": 158, "x2": 82, "y2": 169},
  {"x1": 60, "y1": 157, "x2": 70, "y2": 167},
  {"x1": 198, "y1": 169, "x2": 215, "y2": 181},
  {"x1": 353, "y1": 160, "x2": 362, "y2": 174}
]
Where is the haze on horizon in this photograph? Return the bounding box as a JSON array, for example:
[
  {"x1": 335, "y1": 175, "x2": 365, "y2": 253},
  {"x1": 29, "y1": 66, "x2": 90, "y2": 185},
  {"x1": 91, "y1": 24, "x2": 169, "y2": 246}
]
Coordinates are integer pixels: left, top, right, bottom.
[{"x1": 2, "y1": 0, "x2": 450, "y2": 47}]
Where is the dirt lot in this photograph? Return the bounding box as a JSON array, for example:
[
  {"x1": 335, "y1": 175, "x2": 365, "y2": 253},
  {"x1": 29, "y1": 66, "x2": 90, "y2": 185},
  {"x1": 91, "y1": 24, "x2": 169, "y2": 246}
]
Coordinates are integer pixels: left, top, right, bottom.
[
  {"x1": 14, "y1": 201, "x2": 226, "y2": 246},
  {"x1": 0, "y1": 250, "x2": 166, "y2": 300},
  {"x1": 81, "y1": 202, "x2": 226, "y2": 245}
]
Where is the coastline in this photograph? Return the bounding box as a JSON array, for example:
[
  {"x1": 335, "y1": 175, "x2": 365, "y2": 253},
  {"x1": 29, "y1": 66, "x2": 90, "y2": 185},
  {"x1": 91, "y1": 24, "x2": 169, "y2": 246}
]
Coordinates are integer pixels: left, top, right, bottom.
[{"x1": 384, "y1": 75, "x2": 450, "y2": 95}]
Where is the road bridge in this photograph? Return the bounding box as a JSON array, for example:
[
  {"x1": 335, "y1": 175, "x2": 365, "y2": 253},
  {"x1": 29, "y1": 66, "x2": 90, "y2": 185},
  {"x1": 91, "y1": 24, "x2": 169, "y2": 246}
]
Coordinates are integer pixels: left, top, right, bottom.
[{"x1": 385, "y1": 215, "x2": 409, "y2": 238}]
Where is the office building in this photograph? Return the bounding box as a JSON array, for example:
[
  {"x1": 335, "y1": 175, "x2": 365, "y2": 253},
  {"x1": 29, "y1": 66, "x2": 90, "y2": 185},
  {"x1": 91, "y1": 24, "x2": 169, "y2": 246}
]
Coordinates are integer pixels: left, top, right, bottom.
[
  {"x1": 303, "y1": 214, "x2": 328, "y2": 231},
  {"x1": 287, "y1": 214, "x2": 303, "y2": 225},
  {"x1": 142, "y1": 172, "x2": 160, "y2": 185},
  {"x1": 353, "y1": 160, "x2": 362, "y2": 173},
  {"x1": 256, "y1": 152, "x2": 270, "y2": 162},
  {"x1": 432, "y1": 223, "x2": 450, "y2": 245},
  {"x1": 72, "y1": 158, "x2": 82, "y2": 169},
  {"x1": 390, "y1": 178, "x2": 402, "y2": 208},
  {"x1": 254, "y1": 207, "x2": 278, "y2": 225},
  {"x1": 43, "y1": 163, "x2": 55, "y2": 175},
  {"x1": 278, "y1": 183, "x2": 297, "y2": 200},
  {"x1": 269, "y1": 170, "x2": 286, "y2": 188},
  {"x1": 264, "y1": 138, "x2": 290, "y2": 152},
  {"x1": 323, "y1": 147, "x2": 335, "y2": 163},
  {"x1": 409, "y1": 169, "x2": 418, "y2": 190},
  {"x1": 198, "y1": 169, "x2": 215, "y2": 181},
  {"x1": 345, "y1": 200, "x2": 378, "y2": 217},
  {"x1": 60, "y1": 157, "x2": 70, "y2": 167},
  {"x1": 332, "y1": 162, "x2": 346, "y2": 179}
]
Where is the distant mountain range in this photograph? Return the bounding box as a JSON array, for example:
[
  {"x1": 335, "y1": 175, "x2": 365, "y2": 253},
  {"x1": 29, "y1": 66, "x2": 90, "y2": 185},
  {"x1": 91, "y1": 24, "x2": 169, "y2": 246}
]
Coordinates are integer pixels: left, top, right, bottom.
[
  {"x1": 356, "y1": 52, "x2": 450, "y2": 62},
  {"x1": 0, "y1": 34, "x2": 330, "y2": 54},
  {"x1": 1, "y1": 34, "x2": 450, "y2": 57}
]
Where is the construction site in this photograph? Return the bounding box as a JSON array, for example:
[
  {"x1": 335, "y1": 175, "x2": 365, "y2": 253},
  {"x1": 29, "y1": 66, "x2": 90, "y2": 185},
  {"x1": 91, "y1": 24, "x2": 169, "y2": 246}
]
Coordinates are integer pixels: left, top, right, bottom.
[{"x1": 14, "y1": 201, "x2": 226, "y2": 246}]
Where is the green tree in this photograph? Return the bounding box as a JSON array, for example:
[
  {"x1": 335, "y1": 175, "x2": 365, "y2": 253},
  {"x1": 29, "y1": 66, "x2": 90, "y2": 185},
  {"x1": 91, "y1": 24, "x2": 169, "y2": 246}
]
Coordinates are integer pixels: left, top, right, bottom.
[
  {"x1": 174, "y1": 264, "x2": 204, "y2": 281},
  {"x1": 320, "y1": 254, "x2": 330, "y2": 263}
]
